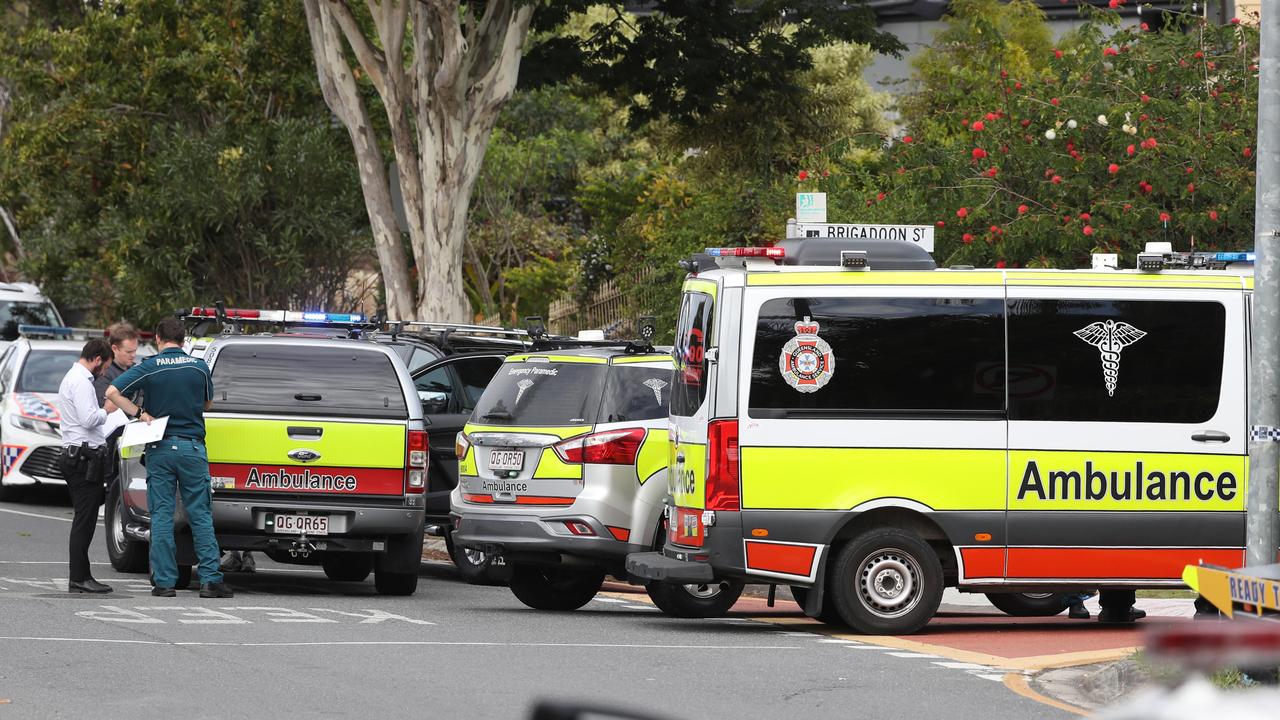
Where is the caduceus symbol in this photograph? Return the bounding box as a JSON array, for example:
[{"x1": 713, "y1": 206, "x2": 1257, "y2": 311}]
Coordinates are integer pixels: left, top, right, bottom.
[
  {"x1": 643, "y1": 378, "x2": 668, "y2": 405},
  {"x1": 515, "y1": 379, "x2": 534, "y2": 404},
  {"x1": 1073, "y1": 320, "x2": 1147, "y2": 397}
]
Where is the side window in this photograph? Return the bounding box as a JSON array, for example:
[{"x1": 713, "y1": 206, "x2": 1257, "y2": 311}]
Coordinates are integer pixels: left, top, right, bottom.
[
  {"x1": 454, "y1": 357, "x2": 504, "y2": 412},
  {"x1": 671, "y1": 292, "x2": 713, "y2": 417},
  {"x1": 1008, "y1": 299, "x2": 1224, "y2": 423},
  {"x1": 748, "y1": 297, "x2": 1005, "y2": 416},
  {"x1": 415, "y1": 365, "x2": 457, "y2": 414},
  {"x1": 601, "y1": 366, "x2": 674, "y2": 422},
  {"x1": 408, "y1": 347, "x2": 439, "y2": 374}
]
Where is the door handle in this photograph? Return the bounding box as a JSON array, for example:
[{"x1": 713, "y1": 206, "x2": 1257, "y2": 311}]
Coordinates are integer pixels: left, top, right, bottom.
[
  {"x1": 1191, "y1": 430, "x2": 1231, "y2": 443},
  {"x1": 287, "y1": 426, "x2": 323, "y2": 440}
]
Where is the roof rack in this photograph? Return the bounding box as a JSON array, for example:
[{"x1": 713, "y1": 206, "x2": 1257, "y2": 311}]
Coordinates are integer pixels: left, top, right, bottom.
[
  {"x1": 522, "y1": 315, "x2": 659, "y2": 355},
  {"x1": 17, "y1": 324, "x2": 103, "y2": 341}
]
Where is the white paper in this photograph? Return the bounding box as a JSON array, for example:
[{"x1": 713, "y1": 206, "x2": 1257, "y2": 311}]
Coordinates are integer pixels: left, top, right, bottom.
[
  {"x1": 103, "y1": 409, "x2": 129, "y2": 436},
  {"x1": 119, "y1": 416, "x2": 168, "y2": 448}
]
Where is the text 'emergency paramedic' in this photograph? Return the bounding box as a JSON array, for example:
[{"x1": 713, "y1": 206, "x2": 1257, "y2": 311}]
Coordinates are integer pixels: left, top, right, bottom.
[{"x1": 1017, "y1": 460, "x2": 1238, "y2": 502}]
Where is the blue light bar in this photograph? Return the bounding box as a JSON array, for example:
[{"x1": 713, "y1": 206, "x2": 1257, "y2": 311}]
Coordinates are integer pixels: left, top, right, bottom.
[
  {"x1": 1214, "y1": 252, "x2": 1255, "y2": 263},
  {"x1": 285, "y1": 311, "x2": 365, "y2": 324},
  {"x1": 17, "y1": 324, "x2": 73, "y2": 336},
  {"x1": 301, "y1": 312, "x2": 327, "y2": 322}
]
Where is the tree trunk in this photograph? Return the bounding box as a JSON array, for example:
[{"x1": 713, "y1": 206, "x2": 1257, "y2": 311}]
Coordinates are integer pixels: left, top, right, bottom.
[{"x1": 302, "y1": 0, "x2": 533, "y2": 324}]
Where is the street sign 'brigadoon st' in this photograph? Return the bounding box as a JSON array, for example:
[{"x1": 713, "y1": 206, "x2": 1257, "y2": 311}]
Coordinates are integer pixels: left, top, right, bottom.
[{"x1": 792, "y1": 223, "x2": 935, "y2": 252}]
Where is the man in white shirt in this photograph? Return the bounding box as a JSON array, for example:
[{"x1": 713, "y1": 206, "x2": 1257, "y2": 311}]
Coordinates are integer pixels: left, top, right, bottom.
[{"x1": 57, "y1": 338, "x2": 122, "y2": 593}]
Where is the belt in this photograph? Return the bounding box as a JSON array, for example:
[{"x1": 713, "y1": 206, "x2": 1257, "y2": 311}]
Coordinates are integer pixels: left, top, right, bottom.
[{"x1": 162, "y1": 436, "x2": 202, "y2": 442}]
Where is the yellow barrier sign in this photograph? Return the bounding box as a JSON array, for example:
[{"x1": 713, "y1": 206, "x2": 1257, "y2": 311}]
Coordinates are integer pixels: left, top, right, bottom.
[{"x1": 1183, "y1": 563, "x2": 1280, "y2": 619}]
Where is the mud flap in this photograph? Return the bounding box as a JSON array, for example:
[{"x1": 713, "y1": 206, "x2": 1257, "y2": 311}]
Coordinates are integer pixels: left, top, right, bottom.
[
  {"x1": 803, "y1": 548, "x2": 829, "y2": 619},
  {"x1": 375, "y1": 517, "x2": 426, "y2": 575}
]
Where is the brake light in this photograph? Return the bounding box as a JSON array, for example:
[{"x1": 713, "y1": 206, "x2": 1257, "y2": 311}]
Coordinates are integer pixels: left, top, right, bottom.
[
  {"x1": 455, "y1": 432, "x2": 470, "y2": 460},
  {"x1": 406, "y1": 430, "x2": 428, "y2": 494},
  {"x1": 706, "y1": 419, "x2": 740, "y2": 511},
  {"x1": 553, "y1": 427, "x2": 647, "y2": 465}
]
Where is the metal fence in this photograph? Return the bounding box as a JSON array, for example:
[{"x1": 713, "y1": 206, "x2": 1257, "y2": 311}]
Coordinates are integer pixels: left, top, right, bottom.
[{"x1": 548, "y1": 270, "x2": 658, "y2": 338}]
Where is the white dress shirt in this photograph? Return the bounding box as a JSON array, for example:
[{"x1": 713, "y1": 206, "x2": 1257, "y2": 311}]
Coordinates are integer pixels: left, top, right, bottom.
[{"x1": 58, "y1": 362, "x2": 108, "y2": 448}]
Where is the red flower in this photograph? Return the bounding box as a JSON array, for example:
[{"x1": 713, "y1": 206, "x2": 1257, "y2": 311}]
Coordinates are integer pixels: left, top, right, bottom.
[
  {"x1": 1186, "y1": 167, "x2": 1194, "y2": 174},
  {"x1": 1139, "y1": 113, "x2": 1149, "y2": 121},
  {"x1": 1141, "y1": 137, "x2": 1158, "y2": 149},
  {"x1": 1141, "y1": 22, "x2": 1150, "y2": 31},
  {"x1": 1108, "y1": 0, "x2": 1119, "y2": 7},
  {"x1": 1245, "y1": 147, "x2": 1254, "y2": 158},
  {"x1": 1054, "y1": 48, "x2": 1063, "y2": 59},
  {"x1": 995, "y1": 260, "x2": 1008, "y2": 269},
  {"x1": 999, "y1": 70, "x2": 1008, "y2": 79},
  {"x1": 1014, "y1": 81, "x2": 1023, "y2": 90},
  {"x1": 1103, "y1": 47, "x2": 1118, "y2": 57},
  {"x1": 1050, "y1": 97, "x2": 1061, "y2": 106},
  {"x1": 990, "y1": 225, "x2": 1000, "y2": 234},
  {"x1": 971, "y1": 120, "x2": 986, "y2": 132},
  {"x1": 1079, "y1": 212, "x2": 1091, "y2": 220},
  {"x1": 1108, "y1": 163, "x2": 1120, "y2": 174},
  {"x1": 1021, "y1": 118, "x2": 1031, "y2": 127},
  {"x1": 1141, "y1": 94, "x2": 1151, "y2": 103},
  {"x1": 987, "y1": 166, "x2": 999, "y2": 177},
  {"x1": 956, "y1": 207, "x2": 969, "y2": 218},
  {"x1": 972, "y1": 147, "x2": 988, "y2": 160},
  {"x1": 936, "y1": 221, "x2": 946, "y2": 228},
  {"x1": 962, "y1": 233, "x2": 974, "y2": 244},
  {"x1": 1159, "y1": 212, "x2": 1171, "y2": 222},
  {"x1": 1051, "y1": 175, "x2": 1063, "y2": 184},
  {"x1": 1018, "y1": 204, "x2": 1029, "y2": 214},
  {"x1": 876, "y1": 192, "x2": 886, "y2": 201},
  {"x1": 985, "y1": 112, "x2": 999, "y2": 121},
  {"x1": 1209, "y1": 210, "x2": 1220, "y2": 220},
  {"x1": 822, "y1": 170, "x2": 830, "y2": 178},
  {"x1": 902, "y1": 136, "x2": 914, "y2": 144},
  {"x1": 1127, "y1": 144, "x2": 1137, "y2": 156},
  {"x1": 1083, "y1": 225, "x2": 1095, "y2": 236},
  {"x1": 1232, "y1": 17, "x2": 1241, "y2": 24},
  {"x1": 1194, "y1": 51, "x2": 1204, "y2": 59},
  {"x1": 1124, "y1": 203, "x2": 1133, "y2": 211},
  {"x1": 1187, "y1": 183, "x2": 1195, "y2": 193},
  {"x1": 962, "y1": 118, "x2": 970, "y2": 126},
  {"x1": 797, "y1": 170, "x2": 809, "y2": 181}
]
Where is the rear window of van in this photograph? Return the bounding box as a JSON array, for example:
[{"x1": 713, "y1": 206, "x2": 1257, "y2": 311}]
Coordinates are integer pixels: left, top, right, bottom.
[{"x1": 209, "y1": 344, "x2": 408, "y2": 419}]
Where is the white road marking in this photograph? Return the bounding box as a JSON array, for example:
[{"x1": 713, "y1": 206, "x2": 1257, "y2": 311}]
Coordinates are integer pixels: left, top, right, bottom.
[
  {"x1": 591, "y1": 597, "x2": 629, "y2": 604},
  {"x1": 309, "y1": 608, "x2": 435, "y2": 625},
  {"x1": 886, "y1": 652, "x2": 942, "y2": 659},
  {"x1": 818, "y1": 639, "x2": 859, "y2": 644},
  {"x1": 621, "y1": 605, "x2": 660, "y2": 611},
  {"x1": 978, "y1": 674, "x2": 1007, "y2": 682},
  {"x1": 932, "y1": 661, "x2": 994, "y2": 670},
  {"x1": 226, "y1": 607, "x2": 337, "y2": 623},
  {"x1": 780, "y1": 631, "x2": 822, "y2": 637},
  {"x1": 844, "y1": 645, "x2": 890, "y2": 650},
  {"x1": 0, "y1": 636, "x2": 804, "y2": 650},
  {"x1": 0, "y1": 507, "x2": 73, "y2": 523}
]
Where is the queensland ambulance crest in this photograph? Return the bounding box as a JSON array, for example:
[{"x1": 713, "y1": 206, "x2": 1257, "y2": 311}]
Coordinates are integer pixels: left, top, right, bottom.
[{"x1": 779, "y1": 317, "x2": 834, "y2": 393}]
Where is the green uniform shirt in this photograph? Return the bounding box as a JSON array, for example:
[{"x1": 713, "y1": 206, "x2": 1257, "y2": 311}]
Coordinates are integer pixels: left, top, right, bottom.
[{"x1": 110, "y1": 346, "x2": 214, "y2": 441}]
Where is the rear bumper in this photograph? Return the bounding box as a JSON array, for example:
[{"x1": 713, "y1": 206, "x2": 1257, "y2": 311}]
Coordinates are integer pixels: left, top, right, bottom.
[
  {"x1": 625, "y1": 551, "x2": 714, "y2": 583},
  {"x1": 452, "y1": 511, "x2": 640, "y2": 566}
]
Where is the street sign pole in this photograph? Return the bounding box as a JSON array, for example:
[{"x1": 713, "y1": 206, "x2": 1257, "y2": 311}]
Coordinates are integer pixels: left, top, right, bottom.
[{"x1": 1248, "y1": 5, "x2": 1280, "y2": 568}]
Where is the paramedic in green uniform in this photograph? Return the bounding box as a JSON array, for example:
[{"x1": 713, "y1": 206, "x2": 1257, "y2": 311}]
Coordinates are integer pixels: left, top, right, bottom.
[{"x1": 105, "y1": 317, "x2": 232, "y2": 598}]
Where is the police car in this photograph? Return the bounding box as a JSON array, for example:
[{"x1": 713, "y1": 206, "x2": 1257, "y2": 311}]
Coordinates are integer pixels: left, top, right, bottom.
[
  {"x1": 0, "y1": 332, "x2": 81, "y2": 499},
  {"x1": 452, "y1": 328, "x2": 746, "y2": 615},
  {"x1": 628, "y1": 235, "x2": 1259, "y2": 634},
  {"x1": 0, "y1": 283, "x2": 63, "y2": 344},
  {"x1": 109, "y1": 308, "x2": 429, "y2": 594}
]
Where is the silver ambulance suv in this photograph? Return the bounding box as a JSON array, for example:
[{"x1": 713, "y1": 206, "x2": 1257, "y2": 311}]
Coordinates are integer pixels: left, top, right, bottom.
[
  {"x1": 452, "y1": 342, "x2": 745, "y2": 616},
  {"x1": 629, "y1": 238, "x2": 1257, "y2": 634}
]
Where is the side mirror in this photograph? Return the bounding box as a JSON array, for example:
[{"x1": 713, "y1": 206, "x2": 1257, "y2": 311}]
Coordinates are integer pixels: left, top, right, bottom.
[{"x1": 418, "y1": 390, "x2": 449, "y2": 414}]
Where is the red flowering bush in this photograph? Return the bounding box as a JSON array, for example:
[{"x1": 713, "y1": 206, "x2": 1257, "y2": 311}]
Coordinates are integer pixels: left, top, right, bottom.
[{"x1": 803, "y1": 0, "x2": 1259, "y2": 268}]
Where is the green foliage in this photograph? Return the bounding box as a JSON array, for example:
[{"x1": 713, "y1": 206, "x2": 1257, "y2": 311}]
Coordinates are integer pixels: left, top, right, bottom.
[
  {"x1": 811, "y1": 3, "x2": 1258, "y2": 269},
  {"x1": 0, "y1": 0, "x2": 370, "y2": 326}
]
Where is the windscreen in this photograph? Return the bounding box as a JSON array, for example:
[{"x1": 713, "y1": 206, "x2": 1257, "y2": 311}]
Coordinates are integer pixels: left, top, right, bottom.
[
  {"x1": 472, "y1": 362, "x2": 606, "y2": 426},
  {"x1": 210, "y1": 344, "x2": 408, "y2": 418},
  {"x1": 0, "y1": 302, "x2": 61, "y2": 341},
  {"x1": 16, "y1": 350, "x2": 78, "y2": 393}
]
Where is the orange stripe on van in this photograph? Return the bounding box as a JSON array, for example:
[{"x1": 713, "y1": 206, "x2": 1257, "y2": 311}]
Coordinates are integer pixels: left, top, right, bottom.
[
  {"x1": 960, "y1": 547, "x2": 1004, "y2": 578},
  {"x1": 1006, "y1": 547, "x2": 1244, "y2": 580},
  {"x1": 745, "y1": 541, "x2": 816, "y2": 577}
]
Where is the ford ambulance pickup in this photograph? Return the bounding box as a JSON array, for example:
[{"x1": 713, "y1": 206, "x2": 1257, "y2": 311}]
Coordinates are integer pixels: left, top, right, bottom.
[
  {"x1": 110, "y1": 311, "x2": 427, "y2": 595},
  {"x1": 628, "y1": 237, "x2": 1265, "y2": 634}
]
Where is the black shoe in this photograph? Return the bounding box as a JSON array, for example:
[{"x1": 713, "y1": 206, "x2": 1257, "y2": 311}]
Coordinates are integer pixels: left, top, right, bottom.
[
  {"x1": 199, "y1": 582, "x2": 234, "y2": 598},
  {"x1": 1068, "y1": 603, "x2": 1090, "y2": 620},
  {"x1": 1098, "y1": 607, "x2": 1146, "y2": 624},
  {"x1": 151, "y1": 586, "x2": 176, "y2": 597},
  {"x1": 68, "y1": 579, "x2": 112, "y2": 594}
]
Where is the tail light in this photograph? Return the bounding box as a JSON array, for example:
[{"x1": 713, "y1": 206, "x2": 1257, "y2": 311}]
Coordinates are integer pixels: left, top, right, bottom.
[
  {"x1": 455, "y1": 432, "x2": 470, "y2": 460},
  {"x1": 706, "y1": 419, "x2": 739, "y2": 511},
  {"x1": 553, "y1": 427, "x2": 647, "y2": 465},
  {"x1": 564, "y1": 521, "x2": 596, "y2": 536},
  {"x1": 406, "y1": 430, "x2": 428, "y2": 494}
]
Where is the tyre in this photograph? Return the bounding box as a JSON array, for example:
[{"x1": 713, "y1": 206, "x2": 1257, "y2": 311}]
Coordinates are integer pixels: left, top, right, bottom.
[
  {"x1": 373, "y1": 569, "x2": 418, "y2": 596},
  {"x1": 0, "y1": 476, "x2": 22, "y2": 502},
  {"x1": 646, "y1": 579, "x2": 745, "y2": 618},
  {"x1": 445, "y1": 529, "x2": 508, "y2": 585},
  {"x1": 985, "y1": 592, "x2": 1070, "y2": 617},
  {"x1": 829, "y1": 529, "x2": 943, "y2": 635},
  {"x1": 508, "y1": 564, "x2": 605, "y2": 611},
  {"x1": 321, "y1": 553, "x2": 374, "y2": 582},
  {"x1": 105, "y1": 484, "x2": 149, "y2": 573},
  {"x1": 789, "y1": 585, "x2": 845, "y2": 626}
]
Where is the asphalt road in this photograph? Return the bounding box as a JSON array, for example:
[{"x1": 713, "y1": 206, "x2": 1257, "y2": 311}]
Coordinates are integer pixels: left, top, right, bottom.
[{"x1": 0, "y1": 487, "x2": 1068, "y2": 720}]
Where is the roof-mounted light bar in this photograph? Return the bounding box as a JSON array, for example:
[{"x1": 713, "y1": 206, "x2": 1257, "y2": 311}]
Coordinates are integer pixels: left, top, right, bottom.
[
  {"x1": 704, "y1": 246, "x2": 785, "y2": 259},
  {"x1": 185, "y1": 307, "x2": 366, "y2": 325}
]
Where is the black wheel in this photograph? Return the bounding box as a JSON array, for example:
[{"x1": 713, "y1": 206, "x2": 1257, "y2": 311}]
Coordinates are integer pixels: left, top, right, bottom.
[
  {"x1": 0, "y1": 475, "x2": 22, "y2": 502},
  {"x1": 446, "y1": 529, "x2": 508, "y2": 585},
  {"x1": 373, "y1": 569, "x2": 418, "y2": 595},
  {"x1": 105, "y1": 484, "x2": 149, "y2": 573},
  {"x1": 321, "y1": 553, "x2": 374, "y2": 582},
  {"x1": 829, "y1": 529, "x2": 943, "y2": 635},
  {"x1": 789, "y1": 585, "x2": 845, "y2": 625},
  {"x1": 985, "y1": 592, "x2": 1071, "y2": 617},
  {"x1": 508, "y1": 564, "x2": 605, "y2": 611},
  {"x1": 646, "y1": 579, "x2": 744, "y2": 618}
]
